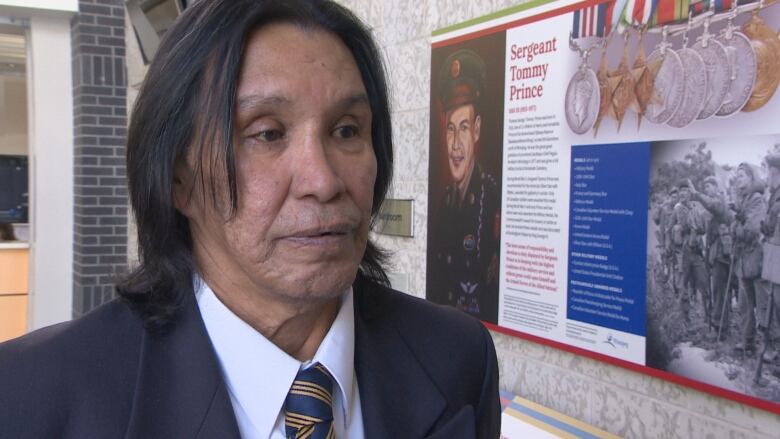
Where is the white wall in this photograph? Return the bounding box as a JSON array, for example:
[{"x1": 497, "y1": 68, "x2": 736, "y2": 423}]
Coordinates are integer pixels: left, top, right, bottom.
[
  {"x1": 0, "y1": 0, "x2": 77, "y2": 13},
  {"x1": 25, "y1": 12, "x2": 74, "y2": 328},
  {"x1": 338, "y1": 0, "x2": 780, "y2": 437}
]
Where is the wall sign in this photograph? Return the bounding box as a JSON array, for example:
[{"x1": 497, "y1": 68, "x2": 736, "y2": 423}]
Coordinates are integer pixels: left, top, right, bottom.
[
  {"x1": 426, "y1": 0, "x2": 780, "y2": 414},
  {"x1": 375, "y1": 199, "x2": 414, "y2": 237}
]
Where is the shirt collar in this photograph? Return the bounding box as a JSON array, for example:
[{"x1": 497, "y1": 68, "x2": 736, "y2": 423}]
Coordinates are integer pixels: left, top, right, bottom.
[{"x1": 195, "y1": 277, "x2": 356, "y2": 437}]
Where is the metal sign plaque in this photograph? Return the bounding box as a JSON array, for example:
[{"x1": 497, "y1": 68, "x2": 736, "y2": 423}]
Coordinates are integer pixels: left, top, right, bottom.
[{"x1": 374, "y1": 199, "x2": 413, "y2": 237}]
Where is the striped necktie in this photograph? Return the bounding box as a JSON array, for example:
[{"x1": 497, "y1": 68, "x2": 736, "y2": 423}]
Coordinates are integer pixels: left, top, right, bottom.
[{"x1": 284, "y1": 363, "x2": 336, "y2": 439}]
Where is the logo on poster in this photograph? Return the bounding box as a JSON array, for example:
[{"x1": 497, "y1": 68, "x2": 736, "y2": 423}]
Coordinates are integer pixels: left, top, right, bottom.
[{"x1": 604, "y1": 334, "x2": 628, "y2": 349}]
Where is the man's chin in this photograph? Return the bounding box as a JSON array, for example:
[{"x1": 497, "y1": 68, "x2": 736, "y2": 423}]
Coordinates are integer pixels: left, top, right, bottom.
[
  {"x1": 263, "y1": 264, "x2": 358, "y2": 303},
  {"x1": 449, "y1": 169, "x2": 464, "y2": 185}
]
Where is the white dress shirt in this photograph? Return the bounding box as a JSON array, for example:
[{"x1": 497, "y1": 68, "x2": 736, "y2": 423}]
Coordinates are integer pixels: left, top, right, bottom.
[{"x1": 195, "y1": 279, "x2": 365, "y2": 439}]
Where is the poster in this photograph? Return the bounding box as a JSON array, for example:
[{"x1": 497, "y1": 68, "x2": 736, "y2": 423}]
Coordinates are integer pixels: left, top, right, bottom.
[{"x1": 426, "y1": 0, "x2": 780, "y2": 413}]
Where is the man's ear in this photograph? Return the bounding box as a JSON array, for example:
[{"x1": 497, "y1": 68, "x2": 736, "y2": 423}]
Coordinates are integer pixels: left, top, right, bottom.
[{"x1": 473, "y1": 114, "x2": 481, "y2": 143}]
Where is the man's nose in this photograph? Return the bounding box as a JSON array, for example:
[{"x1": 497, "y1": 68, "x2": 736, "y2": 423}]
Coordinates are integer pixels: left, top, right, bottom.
[
  {"x1": 450, "y1": 134, "x2": 463, "y2": 152},
  {"x1": 291, "y1": 133, "x2": 345, "y2": 202}
]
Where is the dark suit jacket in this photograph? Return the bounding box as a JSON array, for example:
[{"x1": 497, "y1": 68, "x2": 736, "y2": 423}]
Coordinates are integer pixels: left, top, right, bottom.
[{"x1": 0, "y1": 275, "x2": 500, "y2": 438}]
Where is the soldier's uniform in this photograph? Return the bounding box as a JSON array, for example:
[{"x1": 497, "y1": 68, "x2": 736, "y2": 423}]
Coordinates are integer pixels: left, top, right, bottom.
[
  {"x1": 434, "y1": 164, "x2": 500, "y2": 321},
  {"x1": 652, "y1": 188, "x2": 678, "y2": 279},
  {"x1": 427, "y1": 49, "x2": 501, "y2": 323},
  {"x1": 691, "y1": 177, "x2": 733, "y2": 333},
  {"x1": 763, "y1": 154, "x2": 780, "y2": 245},
  {"x1": 759, "y1": 153, "x2": 780, "y2": 361},
  {"x1": 733, "y1": 162, "x2": 768, "y2": 354},
  {"x1": 670, "y1": 186, "x2": 709, "y2": 324}
]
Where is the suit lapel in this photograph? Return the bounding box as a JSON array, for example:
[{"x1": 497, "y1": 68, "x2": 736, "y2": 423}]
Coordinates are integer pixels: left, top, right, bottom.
[
  {"x1": 353, "y1": 276, "x2": 446, "y2": 439},
  {"x1": 124, "y1": 294, "x2": 241, "y2": 439}
]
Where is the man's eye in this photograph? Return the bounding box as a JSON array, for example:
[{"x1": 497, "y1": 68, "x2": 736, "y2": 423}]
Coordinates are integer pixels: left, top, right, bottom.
[
  {"x1": 252, "y1": 129, "x2": 284, "y2": 142},
  {"x1": 333, "y1": 125, "x2": 359, "y2": 139}
]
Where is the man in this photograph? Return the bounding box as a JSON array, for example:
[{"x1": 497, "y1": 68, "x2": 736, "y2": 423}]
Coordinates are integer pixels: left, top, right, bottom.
[
  {"x1": 428, "y1": 49, "x2": 501, "y2": 323},
  {"x1": 0, "y1": 2, "x2": 500, "y2": 438},
  {"x1": 759, "y1": 152, "x2": 780, "y2": 363},
  {"x1": 670, "y1": 181, "x2": 709, "y2": 326},
  {"x1": 689, "y1": 177, "x2": 733, "y2": 334},
  {"x1": 652, "y1": 186, "x2": 679, "y2": 282},
  {"x1": 731, "y1": 162, "x2": 768, "y2": 356}
]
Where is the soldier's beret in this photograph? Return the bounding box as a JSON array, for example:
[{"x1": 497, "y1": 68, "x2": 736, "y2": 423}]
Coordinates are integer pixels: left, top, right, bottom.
[
  {"x1": 766, "y1": 152, "x2": 780, "y2": 170},
  {"x1": 677, "y1": 181, "x2": 689, "y2": 190},
  {"x1": 703, "y1": 176, "x2": 718, "y2": 187},
  {"x1": 438, "y1": 49, "x2": 486, "y2": 112},
  {"x1": 669, "y1": 186, "x2": 679, "y2": 195}
]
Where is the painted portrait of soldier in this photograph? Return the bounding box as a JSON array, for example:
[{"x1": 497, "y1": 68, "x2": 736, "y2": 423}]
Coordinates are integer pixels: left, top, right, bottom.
[{"x1": 427, "y1": 35, "x2": 505, "y2": 324}]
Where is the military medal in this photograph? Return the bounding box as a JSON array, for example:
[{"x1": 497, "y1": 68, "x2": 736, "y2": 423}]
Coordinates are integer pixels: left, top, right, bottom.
[
  {"x1": 741, "y1": 3, "x2": 780, "y2": 112},
  {"x1": 565, "y1": 49, "x2": 601, "y2": 135},
  {"x1": 667, "y1": 47, "x2": 706, "y2": 127},
  {"x1": 615, "y1": 0, "x2": 661, "y2": 130},
  {"x1": 565, "y1": 81, "x2": 598, "y2": 134},
  {"x1": 565, "y1": 2, "x2": 616, "y2": 135},
  {"x1": 593, "y1": 50, "x2": 615, "y2": 136},
  {"x1": 645, "y1": 26, "x2": 685, "y2": 123},
  {"x1": 620, "y1": 0, "x2": 660, "y2": 130},
  {"x1": 668, "y1": 12, "x2": 708, "y2": 128},
  {"x1": 463, "y1": 234, "x2": 476, "y2": 252},
  {"x1": 716, "y1": 0, "x2": 758, "y2": 116},
  {"x1": 633, "y1": 31, "x2": 662, "y2": 130},
  {"x1": 609, "y1": 32, "x2": 642, "y2": 131},
  {"x1": 692, "y1": 9, "x2": 731, "y2": 119}
]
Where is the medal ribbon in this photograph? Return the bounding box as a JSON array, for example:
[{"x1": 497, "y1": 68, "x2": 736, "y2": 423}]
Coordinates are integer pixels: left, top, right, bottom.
[
  {"x1": 651, "y1": 0, "x2": 692, "y2": 25},
  {"x1": 622, "y1": 0, "x2": 660, "y2": 26},
  {"x1": 572, "y1": 0, "x2": 628, "y2": 38},
  {"x1": 689, "y1": 0, "x2": 708, "y2": 15},
  {"x1": 711, "y1": 0, "x2": 733, "y2": 11},
  {"x1": 688, "y1": 0, "x2": 716, "y2": 17}
]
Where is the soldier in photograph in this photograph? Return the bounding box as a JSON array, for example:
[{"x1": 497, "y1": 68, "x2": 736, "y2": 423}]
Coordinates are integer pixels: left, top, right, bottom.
[
  {"x1": 689, "y1": 177, "x2": 733, "y2": 335},
  {"x1": 732, "y1": 163, "x2": 768, "y2": 356},
  {"x1": 670, "y1": 182, "x2": 709, "y2": 326},
  {"x1": 759, "y1": 153, "x2": 780, "y2": 363},
  {"x1": 430, "y1": 49, "x2": 501, "y2": 322},
  {"x1": 652, "y1": 186, "x2": 680, "y2": 282}
]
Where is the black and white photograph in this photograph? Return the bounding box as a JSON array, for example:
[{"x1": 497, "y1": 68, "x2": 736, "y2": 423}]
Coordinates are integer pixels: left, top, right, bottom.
[{"x1": 645, "y1": 135, "x2": 780, "y2": 404}]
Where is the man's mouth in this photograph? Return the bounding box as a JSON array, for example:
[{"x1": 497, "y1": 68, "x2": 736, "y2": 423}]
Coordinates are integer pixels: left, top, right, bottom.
[
  {"x1": 283, "y1": 223, "x2": 354, "y2": 244},
  {"x1": 451, "y1": 156, "x2": 464, "y2": 167}
]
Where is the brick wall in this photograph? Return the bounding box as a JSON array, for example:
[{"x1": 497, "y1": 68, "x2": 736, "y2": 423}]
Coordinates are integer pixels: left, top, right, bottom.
[{"x1": 70, "y1": 0, "x2": 127, "y2": 317}]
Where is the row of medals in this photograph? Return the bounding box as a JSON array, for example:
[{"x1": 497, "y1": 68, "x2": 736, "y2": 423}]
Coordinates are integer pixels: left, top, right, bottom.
[{"x1": 565, "y1": 7, "x2": 780, "y2": 135}]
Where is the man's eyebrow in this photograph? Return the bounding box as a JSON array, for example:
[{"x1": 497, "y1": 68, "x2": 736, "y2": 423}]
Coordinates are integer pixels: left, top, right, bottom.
[
  {"x1": 236, "y1": 92, "x2": 370, "y2": 112},
  {"x1": 236, "y1": 95, "x2": 291, "y2": 111},
  {"x1": 338, "y1": 93, "x2": 370, "y2": 110}
]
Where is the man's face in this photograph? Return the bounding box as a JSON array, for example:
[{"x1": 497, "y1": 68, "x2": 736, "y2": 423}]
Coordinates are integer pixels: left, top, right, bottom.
[
  {"x1": 704, "y1": 182, "x2": 717, "y2": 197},
  {"x1": 669, "y1": 191, "x2": 679, "y2": 205},
  {"x1": 736, "y1": 168, "x2": 751, "y2": 191},
  {"x1": 445, "y1": 104, "x2": 480, "y2": 187},
  {"x1": 679, "y1": 187, "x2": 691, "y2": 202},
  {"x1": 175, "y1": 23, "x2": 377, "y2": 304}
]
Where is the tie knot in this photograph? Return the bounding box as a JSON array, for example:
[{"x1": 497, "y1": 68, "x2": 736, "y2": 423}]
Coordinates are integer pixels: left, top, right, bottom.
[{"x1": 284, "y1": 363, "x2": 336, "y2": 439}]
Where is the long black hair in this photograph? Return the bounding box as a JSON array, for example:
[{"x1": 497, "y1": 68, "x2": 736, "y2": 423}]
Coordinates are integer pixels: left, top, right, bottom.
[{"x1": 118, "y1": 0, "x2": 393, "y2": 330}]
